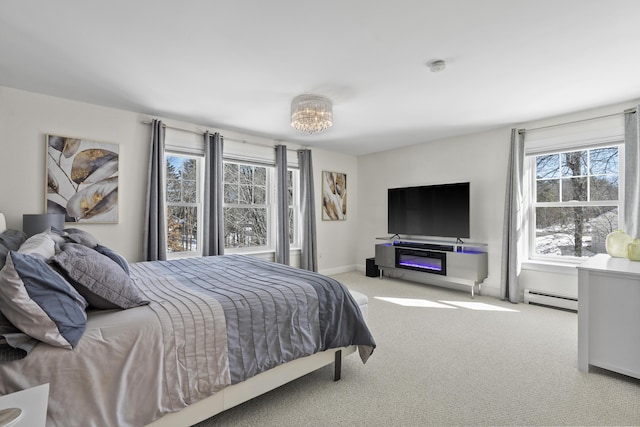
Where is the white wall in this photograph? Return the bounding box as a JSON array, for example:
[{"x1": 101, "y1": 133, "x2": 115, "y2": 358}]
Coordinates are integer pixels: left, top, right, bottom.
[
  {"x1": 0, "y1": 86, "x2": 359, "y2": 272},
  {"x1": 313, "y1": 149, "x2": 358, "y2": 275},
  {"x1": 0, "y1": 86, "x2": 149, "y2": 262},
  {"x1": 357, "y1": 127, "x2": 511, "y2": 297},
  {"x1": 356, "y1": 98, "x2": 640, "y2": 299}
]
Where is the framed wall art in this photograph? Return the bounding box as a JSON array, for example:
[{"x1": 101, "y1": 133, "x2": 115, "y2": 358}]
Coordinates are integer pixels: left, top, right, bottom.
[
  {"x1": 322, "y1": 170, "x2": 347, "y2": 221},
  {"x1": 46, "y1": 134, "x2": 119, "y2": 223}
]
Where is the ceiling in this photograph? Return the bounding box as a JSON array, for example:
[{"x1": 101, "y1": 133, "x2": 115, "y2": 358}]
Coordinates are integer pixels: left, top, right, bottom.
[{"x1": 2, "y1": 1, "x2": 640, "y2": 156}]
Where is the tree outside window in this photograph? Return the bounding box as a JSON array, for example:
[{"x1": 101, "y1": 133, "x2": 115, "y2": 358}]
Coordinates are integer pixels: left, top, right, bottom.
[
  {"x1": 223, "y1": 162, "x2": 268, "y2": 248},
  {"x1": 287, "y1": 169, "x2": 299, "y2": 245},
  {"x1": 222, "y1": 162, "x2": 299, "y2": 250},
  {"x1": 532, "y1": 146, "x2": 620, "y2": 258},
  {"x1": 163, "y1": 146, "x2": 299, "y2": 256},
  {"x1": 166, "y1": 155, "x2": 201, "y2": 255}
]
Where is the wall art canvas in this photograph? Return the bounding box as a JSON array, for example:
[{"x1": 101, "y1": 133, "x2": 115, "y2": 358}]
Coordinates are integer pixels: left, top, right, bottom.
[
  {"x1": 46, "y1": 134, "x2": 119, "y2": 223},
  {"x1": 322, "y1": 171, "x2": 347, "y2": 221}
]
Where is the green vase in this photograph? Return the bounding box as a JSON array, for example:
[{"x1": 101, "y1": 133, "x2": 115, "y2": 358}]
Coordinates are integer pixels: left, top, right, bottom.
[
  {"x1": 606, "y1": 230, "x2": 632, "y2": 258},
  {"x1": 628, "y1": 239, "x2": 640, "y2": 262}
]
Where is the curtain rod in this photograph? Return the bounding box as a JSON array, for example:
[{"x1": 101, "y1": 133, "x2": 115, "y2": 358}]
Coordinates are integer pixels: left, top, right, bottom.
[
  {"x1": 141, "y1": 120, "x2": 305, "y2": 152},
  {"x1": 519, "y1": 108, "x2": 636, "y2": 134}
]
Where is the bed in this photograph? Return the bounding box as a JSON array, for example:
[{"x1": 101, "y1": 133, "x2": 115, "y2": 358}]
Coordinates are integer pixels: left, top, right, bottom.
[{"x1": 0, "y1": 225, "x2": 375, "y2": 427}]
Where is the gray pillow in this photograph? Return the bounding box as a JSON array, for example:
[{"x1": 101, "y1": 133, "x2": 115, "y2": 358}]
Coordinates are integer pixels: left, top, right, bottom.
[
  {"x1": 94, "y1": 244, "x2": 130, "y2": 276},
  {"x1": 62, "y1": 228, "x2": 99, "y2": 248},
  {"x1": 0, "y1": 229, "x2": 27, "y2": 270},
  {"x1": 51, "y1": 243, "x2": 148, "y2": 310},
  {"x1": 0, "y1": 251, "x2": 88, "y2": 349}
]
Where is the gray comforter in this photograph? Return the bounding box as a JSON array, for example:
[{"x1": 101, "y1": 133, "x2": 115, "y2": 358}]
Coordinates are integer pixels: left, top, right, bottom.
[
  {"x1": 136, "y1": 255, "x2": 374, "y2": 383},
  {"x1": 0, "y1": 255, "x2": 375, "y2": 426}
]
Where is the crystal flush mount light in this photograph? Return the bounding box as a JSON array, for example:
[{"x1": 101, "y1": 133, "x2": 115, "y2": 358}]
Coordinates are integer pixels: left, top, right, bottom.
[{"x1": 290, "y1": 94, "x2": 333, "y2": 134}]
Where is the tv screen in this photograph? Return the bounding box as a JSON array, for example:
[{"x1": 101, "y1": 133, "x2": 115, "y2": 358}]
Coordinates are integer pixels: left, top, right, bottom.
[{"x1": 387, "y1": 182, "x2": 470, "y2": 239}]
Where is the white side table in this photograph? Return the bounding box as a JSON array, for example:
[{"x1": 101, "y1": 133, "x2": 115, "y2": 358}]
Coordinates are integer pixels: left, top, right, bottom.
[{"x1": 0, "y1": 384, "x2": 49, "y2": 427}]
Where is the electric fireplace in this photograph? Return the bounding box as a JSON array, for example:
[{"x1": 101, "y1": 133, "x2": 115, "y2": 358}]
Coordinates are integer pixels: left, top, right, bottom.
[{"x1": 395, "y1": 248, "x2": 446, "y2": 276}]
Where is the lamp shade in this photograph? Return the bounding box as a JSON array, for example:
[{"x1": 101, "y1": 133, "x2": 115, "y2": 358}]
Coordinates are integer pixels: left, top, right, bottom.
[{"x1": 23, "y1": 214, "x2": 65, "y2": 237}]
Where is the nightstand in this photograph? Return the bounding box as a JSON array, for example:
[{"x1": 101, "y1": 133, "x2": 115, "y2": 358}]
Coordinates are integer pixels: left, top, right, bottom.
[{"x1": 0, "y1": 384, "x2": 49, "y2": 427}]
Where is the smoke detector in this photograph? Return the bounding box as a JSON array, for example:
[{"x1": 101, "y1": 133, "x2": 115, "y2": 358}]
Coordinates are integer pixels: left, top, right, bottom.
[{"x1": 428, "y1": 60, "x2": 446, "y2": 72}]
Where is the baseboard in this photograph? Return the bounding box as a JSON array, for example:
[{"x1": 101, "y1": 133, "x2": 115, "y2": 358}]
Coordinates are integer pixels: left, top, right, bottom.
[{"x1": 320, "y1": 264, "x2": 357, "y2": 276}]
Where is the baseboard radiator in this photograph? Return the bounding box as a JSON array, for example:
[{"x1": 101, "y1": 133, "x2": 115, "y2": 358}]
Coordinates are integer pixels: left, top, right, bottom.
[{"x1": 524, "y1": 289, "x2": 577, "y2": 311}]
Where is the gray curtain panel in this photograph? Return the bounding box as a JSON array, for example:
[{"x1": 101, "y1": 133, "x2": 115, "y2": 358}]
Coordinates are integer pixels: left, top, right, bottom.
[
  {"x1": 143, "y1": 119, "x2": 167, "y2": 261},
  {"x1": 203, "y1": 132, "x2": 225, "y2": 256},
  {"x1": 624, "y1": 107, "x2": 640, "y2": 239},
  {"x1": 500, "y1": 129, "x2": 524, "y2": 303},
  {"x1": 275, "y1": 145, "x2": 290, "y2": 265},
  {"x1": 298, "y1": 149, "x2": 318, "y2": 271}
]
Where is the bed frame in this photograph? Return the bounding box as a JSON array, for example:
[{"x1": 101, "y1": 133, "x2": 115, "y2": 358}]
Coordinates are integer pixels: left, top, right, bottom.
[{"x1": 147, "y1": 345, "x2": 356, "y2": 426}]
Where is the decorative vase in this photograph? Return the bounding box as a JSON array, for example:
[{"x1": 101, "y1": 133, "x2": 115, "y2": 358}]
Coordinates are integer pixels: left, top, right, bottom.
[
  {"x1": 627, "y1": 239, "x2": 640, "y2": 262},
  {"x1": 606, "y1": 230, "x2": 632, "y2": 258}
]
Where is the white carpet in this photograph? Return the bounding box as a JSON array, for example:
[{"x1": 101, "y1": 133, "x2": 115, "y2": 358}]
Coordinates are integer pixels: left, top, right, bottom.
[{"x1": 196, "y1": 272, "x2": 640, "y2": 426}]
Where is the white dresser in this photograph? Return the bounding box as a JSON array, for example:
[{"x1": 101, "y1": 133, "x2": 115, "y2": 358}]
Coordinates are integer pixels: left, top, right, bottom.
[{"x1": 577, "y1": 254, "x2": 640, "y2": 378}]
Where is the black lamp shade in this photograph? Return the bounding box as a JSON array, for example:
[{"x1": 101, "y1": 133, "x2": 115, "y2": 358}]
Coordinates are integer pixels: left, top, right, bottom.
[{"x1": 23, "y1": 214, "x2": 65, "y2": 237}]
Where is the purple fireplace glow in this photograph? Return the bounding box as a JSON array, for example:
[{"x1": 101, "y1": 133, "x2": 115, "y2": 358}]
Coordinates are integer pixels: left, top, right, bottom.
[{"x1": 395, "y1": 248, "x2": 447, "y2": 276}]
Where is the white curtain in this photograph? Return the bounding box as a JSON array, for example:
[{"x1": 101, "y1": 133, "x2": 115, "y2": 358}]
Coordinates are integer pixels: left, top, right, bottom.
[
  {"x1": 143, "y1": 119, "x2": 167, "y2": 261},
  {"x1": 500, "y1": 129, "x2": 524, "y2": 303},
  {"x1": 624, "y1": 107, "x2": 640, "y2": 238},
  {"x1": 275, "y1": 145, "x2": 290, "y2": 265},
  {"x1": 203, "y1": 132, "x2": 225, "y2": 256}
]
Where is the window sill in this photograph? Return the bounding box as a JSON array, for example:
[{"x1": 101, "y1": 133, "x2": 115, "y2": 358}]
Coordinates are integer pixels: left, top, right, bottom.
[
  {"x1": 224, "y1": 247, "x2": 301, "y2": 256},
  {"x1": 167, "y1": 247, "x2": 302, "y2": 262},
  {"x1": 167, "y1": 252, "x2": 201, "y2": 260},
  {"x1": 522, "y1": 259, "x2": 578, "y2": 276}
]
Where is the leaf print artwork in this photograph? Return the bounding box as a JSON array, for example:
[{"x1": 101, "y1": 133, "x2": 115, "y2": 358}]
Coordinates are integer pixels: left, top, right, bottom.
[{"x1": 46, "y1": 134, "x2": 119, "y2": 223}]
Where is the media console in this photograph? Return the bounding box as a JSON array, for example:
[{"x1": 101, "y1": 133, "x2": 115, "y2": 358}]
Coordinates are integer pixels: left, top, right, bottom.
[{"x1": 374, "y1": 238, "x2": 488, "y2": 297}]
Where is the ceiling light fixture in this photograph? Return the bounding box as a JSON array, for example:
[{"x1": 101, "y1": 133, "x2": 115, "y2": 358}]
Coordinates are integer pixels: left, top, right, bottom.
[{"x1": 291, "y1": 94, "x2": 333, "y2": 134}]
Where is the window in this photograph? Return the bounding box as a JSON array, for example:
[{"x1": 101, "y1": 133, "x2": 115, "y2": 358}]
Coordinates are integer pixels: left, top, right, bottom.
[
  {"x1": 161, "y1": 137, "x2": 299, "y2": 257},
  {"x1": 223, "y1": 162, "x2": 269, "y2": 249},
  {"x1": 529, "y1": 144, "x2": 621, "y2": 260},
  {"x1": 287, "y1": 169, "x2": 299, "y2": 245},
  {"x1": 222, "y1": 161, "x2": 299, "y2": 251},
  {"x1": 165, "y1": 154, "x2": 202, "y2": 256}
]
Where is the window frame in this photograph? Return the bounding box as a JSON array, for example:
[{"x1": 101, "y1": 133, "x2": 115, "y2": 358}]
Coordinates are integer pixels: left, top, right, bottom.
[
  {"x1": 164, "y1": 151, "x2": 204, "y2": 259},
  {"x1": 222, "y1": 159, "x2": 301, "y2": 253},
  {"x1": 525, "y1": 140, "x2": 625, "y2": 264},
  {"x1": 222, "y1": 160, "x2": 272, "y2": 252},
  {"x1": 288, "y1": 168, "x2": 301, "y2": 248}
]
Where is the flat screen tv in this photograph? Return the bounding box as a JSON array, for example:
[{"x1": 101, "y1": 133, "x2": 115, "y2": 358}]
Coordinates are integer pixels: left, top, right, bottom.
[{"x1": 388, "y1": 182, "x2": 470, "y2": 239}]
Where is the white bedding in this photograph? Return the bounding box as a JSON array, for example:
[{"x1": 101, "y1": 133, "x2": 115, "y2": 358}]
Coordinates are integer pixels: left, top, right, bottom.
[{"x1": 0, "y1": 306, "x2": 165, "y2": 426}]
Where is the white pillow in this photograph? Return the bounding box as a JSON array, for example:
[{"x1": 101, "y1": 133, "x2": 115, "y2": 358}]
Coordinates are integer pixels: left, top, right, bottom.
[
  {"x1": 0, "y1": 213, "x2": 6, "y2": 234},
  {"x1": 17, "y1": 232, "x2": 56, "y2": 259}
]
